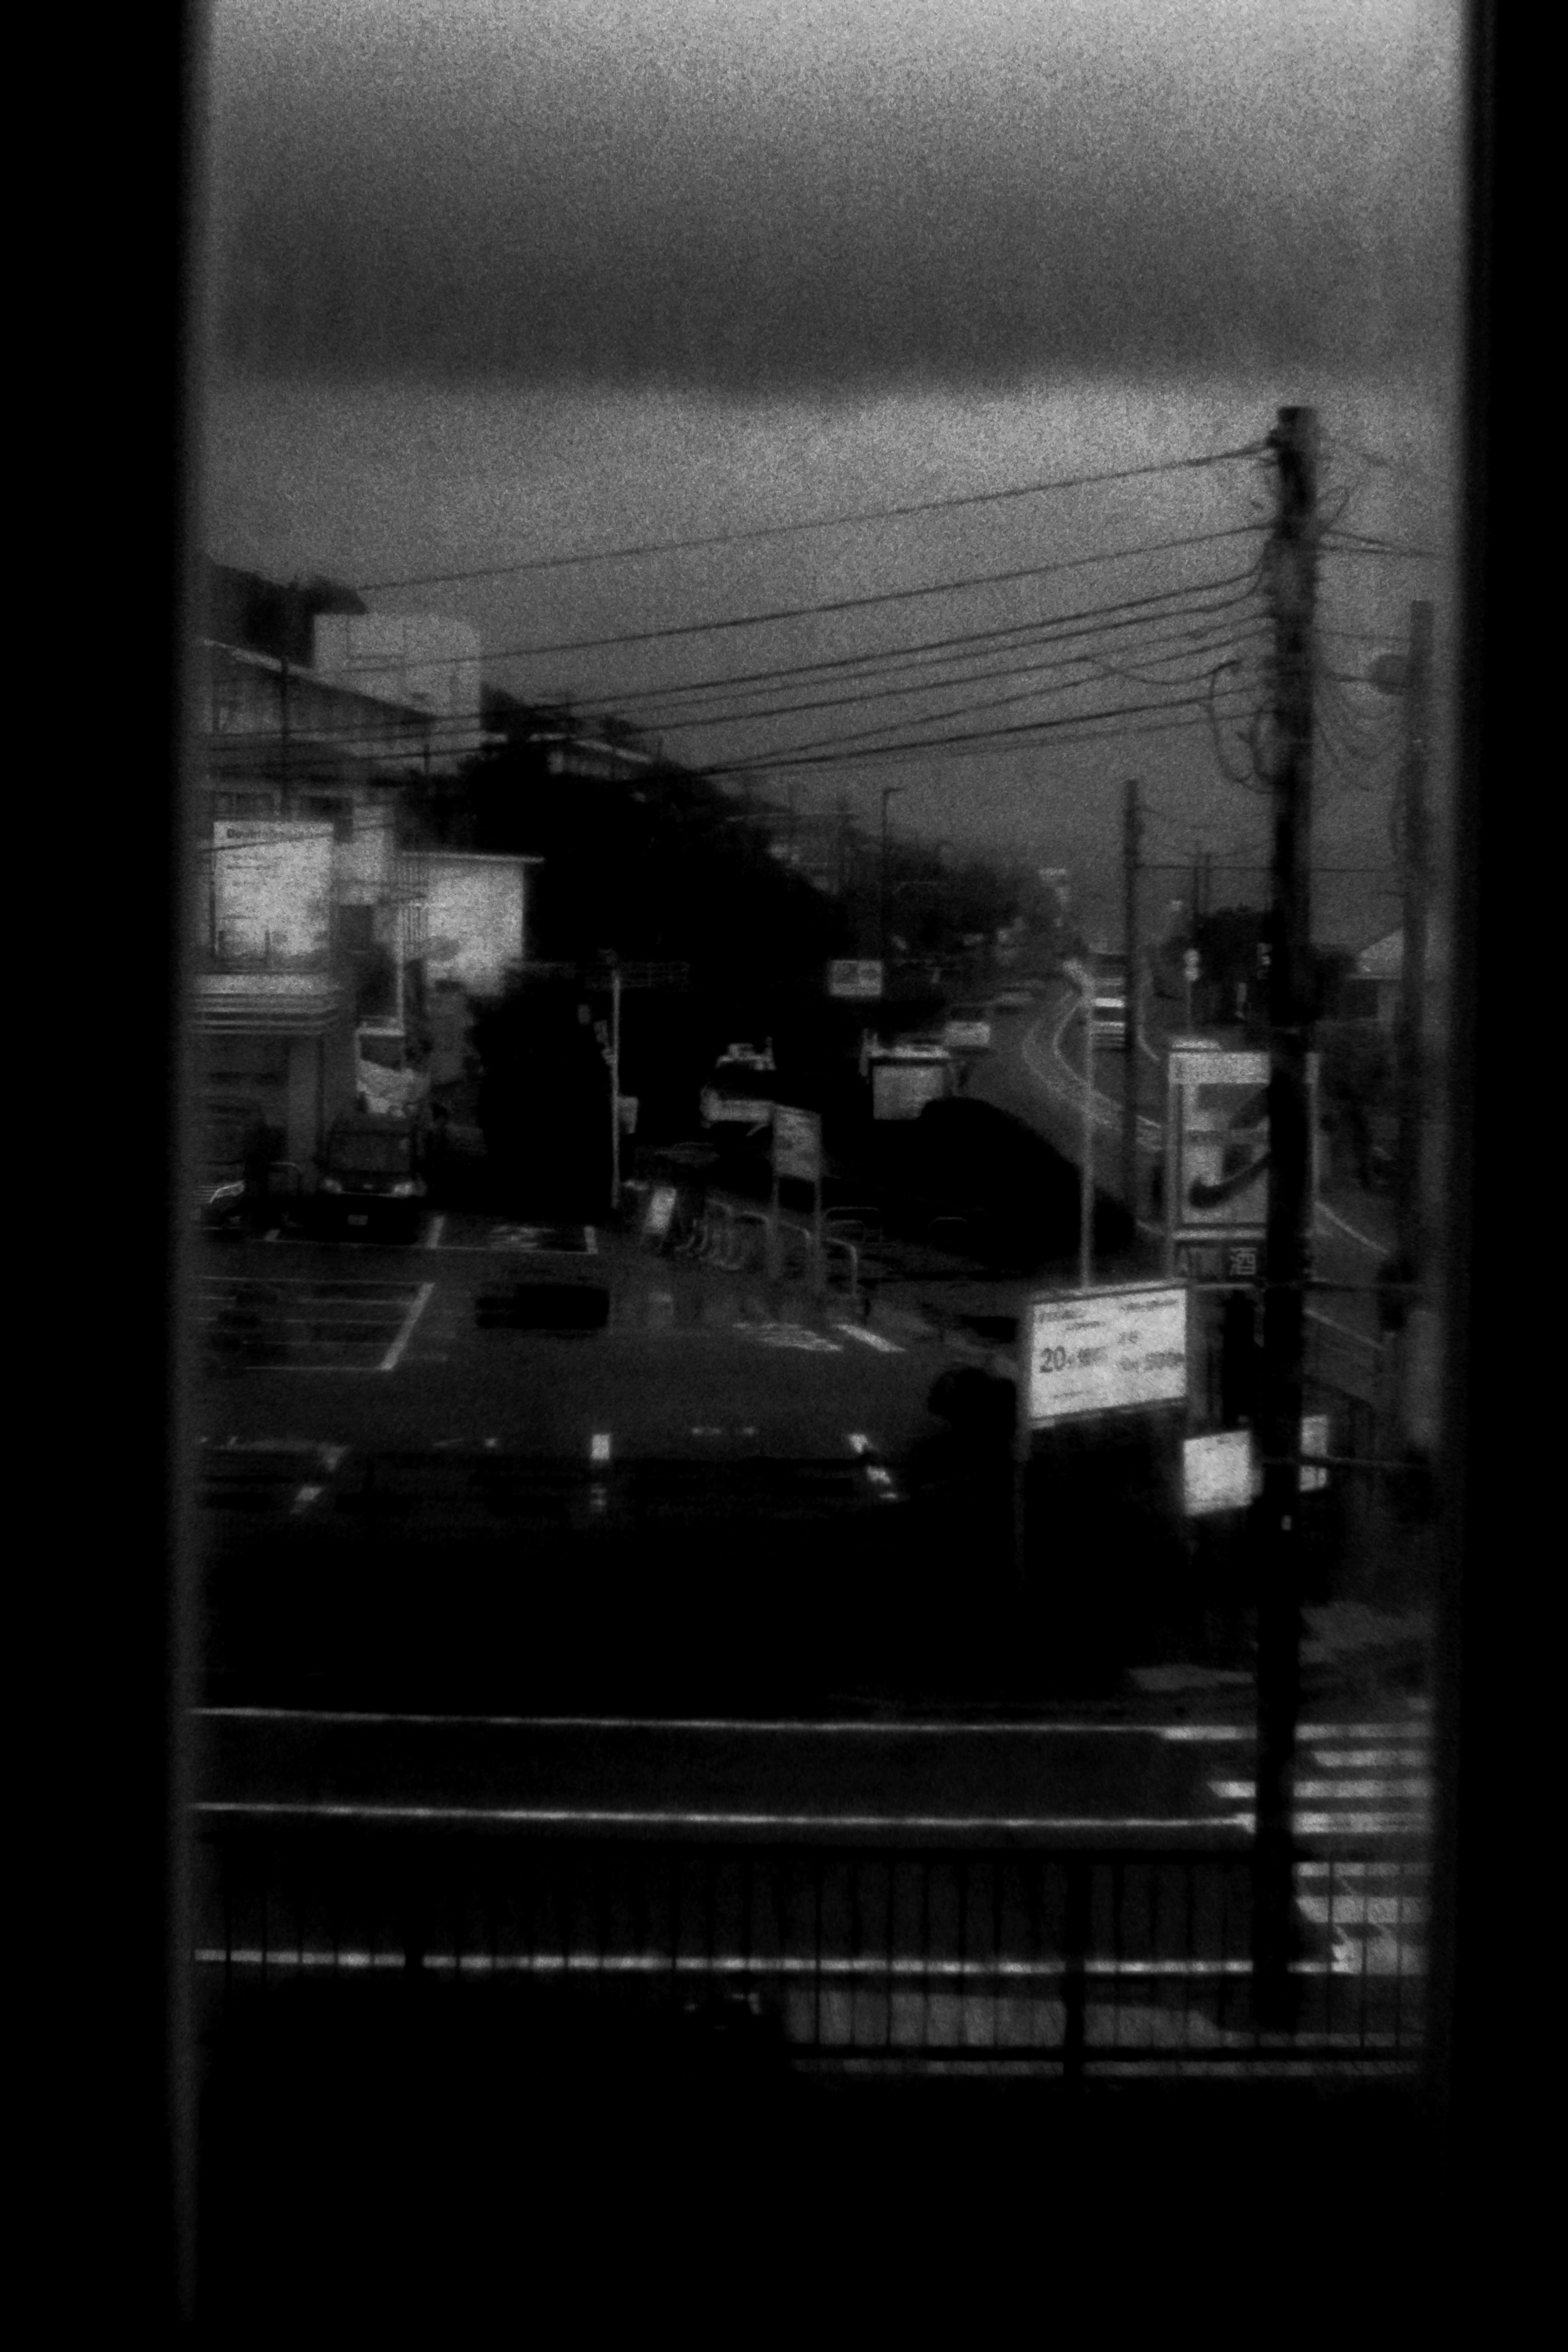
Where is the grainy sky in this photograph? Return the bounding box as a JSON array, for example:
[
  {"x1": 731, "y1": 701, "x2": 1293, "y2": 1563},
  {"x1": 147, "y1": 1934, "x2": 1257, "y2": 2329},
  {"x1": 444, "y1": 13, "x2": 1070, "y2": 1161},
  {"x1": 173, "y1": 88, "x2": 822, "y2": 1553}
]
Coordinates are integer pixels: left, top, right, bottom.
[{"x1": 201, "y1": 0, "x2": 1466, "y2": 943}]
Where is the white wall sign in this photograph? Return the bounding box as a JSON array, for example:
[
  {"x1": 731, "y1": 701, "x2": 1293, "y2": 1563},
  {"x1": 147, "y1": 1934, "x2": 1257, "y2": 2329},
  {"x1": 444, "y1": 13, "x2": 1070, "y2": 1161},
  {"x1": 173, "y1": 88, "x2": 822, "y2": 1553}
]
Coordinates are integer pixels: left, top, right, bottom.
[
  {"x1": 1021, "y1": 1283, "x2": 1188, "y2": 1428},
  {"x1": 1183, "y1": 1415, "x2": 1331, "y2": 1512},
  {"x1": 1183, "y1": 1429, "x2": 1254, "y2": 1514}
]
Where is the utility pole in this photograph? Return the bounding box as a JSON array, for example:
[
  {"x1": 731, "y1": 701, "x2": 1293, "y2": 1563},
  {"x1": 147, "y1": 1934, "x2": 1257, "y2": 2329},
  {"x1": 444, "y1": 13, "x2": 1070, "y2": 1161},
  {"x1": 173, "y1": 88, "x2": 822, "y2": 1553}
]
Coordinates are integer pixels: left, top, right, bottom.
[
  {"x1": 1252, "y1": 405, "x2": 1320, "y2": 2028},
  {"x1": 1394, "y1": 601, "x2": 1433, "y2": 1302},
  {"x1": 880, "y1": 786, "x2": 903, "y2": 969},
  {"x1": 609, "y1": 959, "x2": 623, "y2": 1215},
  {"x1": 1122, "y1": 779, "x2": 1143, "y2": 1223},
  {"x1": 279, "y1": 653, "x2": 292, "y2": 813},
  {"x1": 1080, "y1": 964, "x2": 1096, "y2": 1290}
]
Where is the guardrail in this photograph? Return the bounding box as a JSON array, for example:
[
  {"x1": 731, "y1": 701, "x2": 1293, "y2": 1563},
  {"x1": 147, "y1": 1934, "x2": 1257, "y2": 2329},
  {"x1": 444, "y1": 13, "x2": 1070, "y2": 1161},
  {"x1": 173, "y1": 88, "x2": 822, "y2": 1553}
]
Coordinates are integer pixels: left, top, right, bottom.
[{"x1": 192, "y1": 1818, "x2": 1426, "y2": 2081}]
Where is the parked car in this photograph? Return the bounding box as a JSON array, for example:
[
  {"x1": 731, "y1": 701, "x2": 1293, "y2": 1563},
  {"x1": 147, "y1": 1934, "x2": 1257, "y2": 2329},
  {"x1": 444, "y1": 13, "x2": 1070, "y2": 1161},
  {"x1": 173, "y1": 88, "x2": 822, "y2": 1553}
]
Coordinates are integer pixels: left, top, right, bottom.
[
  {"x1": 941, "y1": 1004, "x2": 993, "y2": 1052},
  {"x1": 699, "y1": 1042, "x2": 777, "y2": 1136},
  {"x1": 314, "y1": 1114, "x2": 428, "y2": 1242},
  {"x1": 195, "y1": 1099, "x2": 297, "y2": 1234}
]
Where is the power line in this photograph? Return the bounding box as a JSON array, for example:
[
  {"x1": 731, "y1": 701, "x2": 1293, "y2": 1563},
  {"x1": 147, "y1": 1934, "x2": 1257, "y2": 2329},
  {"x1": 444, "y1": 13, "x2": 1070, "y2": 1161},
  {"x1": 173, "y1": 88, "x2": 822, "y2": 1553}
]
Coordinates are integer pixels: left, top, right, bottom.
[
  {"x1": 323, "y1": 521, "x2": 1270, "y2": 677},
  {"x1": 349, "y1": 441, "x2": 1268, "y2": 592},
  {"x1": 1319, "y1": 532, "x2": 1439, "y2": 561},
  {"x1": 654, "y1": 625, "x2": 1268, "y2": 748},
  {"x1": 606, "y1": 574, "x2": 1269, "y2": 710},
  {"x1": 640, "y1": 619, "x2": 1269, "y2": 742},
  {"x1": 710, "y1": 682, "x2": 1260, "y2": 777},
  {"x1": 196, "y1": 566, "x2": 1267, "y2": 754}
]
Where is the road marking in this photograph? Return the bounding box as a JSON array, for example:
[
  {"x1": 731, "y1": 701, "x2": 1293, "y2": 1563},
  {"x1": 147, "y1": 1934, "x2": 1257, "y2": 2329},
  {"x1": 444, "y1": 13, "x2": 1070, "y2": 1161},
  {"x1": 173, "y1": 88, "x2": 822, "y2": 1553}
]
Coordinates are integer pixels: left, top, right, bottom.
[
  {"x1": 427, "y1": 1213, "x2": 446, "y2": 1248},
  {"x1": 196, "y1": 1948, "x2": 1314, "y2": 1984},
  {"x1": 834, "y1": 1323, "x2": 904, "y2": 1353},
  {"x1": 379, "y1": 1282, "x2": 435, "y2": 1372},
  {"x1": 590, "y1": 1432, "x2": 612, "y2": 1463},
  {"x1": 743, "y1": 1323, "x2": 844, "y2": 1353},
  {"x1": 1304, "y1": 1307, "x2": 1383, "y2": 1357},
  {"x1": 290, "y1": 1484, "x2": 325, "y2": 1514},
  {"x1": 199, "y1": 1706, "x2": 1248, "y2": 1737},
  {"x1": 195, "y1": 1799, "x2": 1254, "y2": 1834},
  {"x1": 1211, "y1": 1777, "x2": 1431, "y2": 1803},
  {"x1": 1310, "y1": 1748, "x2": 1429, "y2": 1768},
  {"x1": 1316, "y1": 1201, "x2": 1388, "y2": 1255}
]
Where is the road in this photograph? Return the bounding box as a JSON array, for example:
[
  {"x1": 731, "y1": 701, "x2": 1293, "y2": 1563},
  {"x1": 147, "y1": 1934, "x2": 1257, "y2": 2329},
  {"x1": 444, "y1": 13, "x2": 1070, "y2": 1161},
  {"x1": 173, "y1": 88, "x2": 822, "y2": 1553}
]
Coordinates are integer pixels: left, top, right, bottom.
[
  {"x1": 189, "y1": 1196, "x2": 1434, "y2": 2118},
  {"x1": 196, "y1": 1208, "x2": 937, "y2": 1458},
  {"x1": 967, "y1": 983, "x2": 1395, "y2": 1403}
]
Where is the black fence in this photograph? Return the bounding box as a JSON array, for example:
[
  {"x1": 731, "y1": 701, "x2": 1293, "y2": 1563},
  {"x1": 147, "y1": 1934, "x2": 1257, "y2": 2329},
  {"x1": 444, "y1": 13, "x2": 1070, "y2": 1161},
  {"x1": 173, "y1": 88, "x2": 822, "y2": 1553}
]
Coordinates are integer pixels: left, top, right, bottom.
[{"x1": 194, "y1": 1817, "x2": 1426, "y2": 2083}]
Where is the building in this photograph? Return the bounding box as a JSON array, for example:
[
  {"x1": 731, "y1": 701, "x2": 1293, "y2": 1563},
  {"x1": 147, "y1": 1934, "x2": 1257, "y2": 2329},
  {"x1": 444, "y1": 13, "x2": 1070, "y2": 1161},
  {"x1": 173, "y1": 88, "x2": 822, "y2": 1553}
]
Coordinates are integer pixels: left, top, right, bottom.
[
  {"x1": 193, "y1": 563, "x2": 530, "y2": 1169},
  {"x1": 312, "y1": 612, "x2": 489, "y2": 771}
]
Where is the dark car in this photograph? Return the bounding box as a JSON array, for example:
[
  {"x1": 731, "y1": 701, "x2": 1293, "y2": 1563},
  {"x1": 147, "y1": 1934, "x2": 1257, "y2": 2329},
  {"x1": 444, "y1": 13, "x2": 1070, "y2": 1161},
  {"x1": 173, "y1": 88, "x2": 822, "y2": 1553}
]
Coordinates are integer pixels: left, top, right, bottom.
[
  {"x1": 314, "y1": 1114, "x2": 428, "y2": 1243},
  {"x1": 196, "y1": 1100, "x2": 293, "y2": 1235}
]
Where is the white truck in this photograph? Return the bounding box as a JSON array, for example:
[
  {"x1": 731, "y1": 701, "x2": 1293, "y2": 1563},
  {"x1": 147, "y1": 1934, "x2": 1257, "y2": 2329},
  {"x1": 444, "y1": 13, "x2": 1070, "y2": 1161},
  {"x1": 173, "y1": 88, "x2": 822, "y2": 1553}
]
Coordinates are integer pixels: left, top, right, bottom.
[{"x1": 1077, "y1": 949, "x2": 1129, "y2": 1048}]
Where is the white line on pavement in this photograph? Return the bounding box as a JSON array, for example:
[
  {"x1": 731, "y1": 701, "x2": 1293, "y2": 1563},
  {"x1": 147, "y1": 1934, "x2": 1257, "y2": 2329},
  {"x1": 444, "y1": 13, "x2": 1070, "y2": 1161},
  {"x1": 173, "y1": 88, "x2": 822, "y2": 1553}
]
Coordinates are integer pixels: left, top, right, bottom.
[
  {"x1": 833, "y1": 1323, "x2": 904, "y2": 1352},
  {"x1": 197, "y1": 1705, "x2": 1245, "y2": 1737},
  {"x1": 1316, "y1": 1201, "x2": 1388, "y2": 1255},
  {"x1": 195, "y1": 1799, "x2": 1255, "y2": 1833},
  {"x1": 379, "y1": 1282, "x2": 435, "y2": 1373},
  {"x1": 1305, "y1": 1306, "x2": 1383, "y2": 1356},
  {"x1": 196, "y1": 1948, "x2": 1298, "y2": 1983},
  {"x1": 427, "y1": 1213, "x2": 446, "y2": 1248}
]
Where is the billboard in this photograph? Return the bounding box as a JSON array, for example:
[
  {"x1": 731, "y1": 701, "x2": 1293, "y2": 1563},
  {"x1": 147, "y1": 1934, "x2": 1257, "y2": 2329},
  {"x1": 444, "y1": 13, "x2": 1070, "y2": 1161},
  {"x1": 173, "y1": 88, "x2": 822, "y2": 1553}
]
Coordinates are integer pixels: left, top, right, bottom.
[
  {"x1": 1167, "y1": 1047, "x2": 1270, "y2": 1238},
  {"x1": 1020, "y1": 1282, "x2": 1188, "y2": 1429}
]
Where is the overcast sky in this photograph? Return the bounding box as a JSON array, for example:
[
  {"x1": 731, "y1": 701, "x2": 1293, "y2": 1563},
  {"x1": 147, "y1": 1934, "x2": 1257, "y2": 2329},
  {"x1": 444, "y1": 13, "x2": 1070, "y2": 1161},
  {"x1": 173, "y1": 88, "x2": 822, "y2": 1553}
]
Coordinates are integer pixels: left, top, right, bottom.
[{"x1": 200, "y1": 0, "x2": 1466, "y2": 944}]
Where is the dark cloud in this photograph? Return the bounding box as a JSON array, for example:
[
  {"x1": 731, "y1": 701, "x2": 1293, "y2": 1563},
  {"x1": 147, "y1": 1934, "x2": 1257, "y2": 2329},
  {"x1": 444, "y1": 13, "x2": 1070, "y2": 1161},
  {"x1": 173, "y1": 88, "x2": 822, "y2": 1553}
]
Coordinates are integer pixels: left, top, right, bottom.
[{"x1": 208, "y1": 2, "x2": 1459, "y2": 393}]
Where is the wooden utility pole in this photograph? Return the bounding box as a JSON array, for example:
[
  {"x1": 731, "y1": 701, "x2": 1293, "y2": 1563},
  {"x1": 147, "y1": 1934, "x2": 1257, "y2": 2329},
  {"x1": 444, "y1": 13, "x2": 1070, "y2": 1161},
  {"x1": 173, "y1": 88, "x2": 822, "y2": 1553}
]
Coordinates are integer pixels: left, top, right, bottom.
[
  {"x1": 1252, "y1": 405, "x2": 1320, "y2": 2028},
  {"x1": 1122, "y1": 779, "x2": 1143, "y2": 1221},
  {"x1": 1395, "y1": 601, "x2": 1434, "y2": 1298}
]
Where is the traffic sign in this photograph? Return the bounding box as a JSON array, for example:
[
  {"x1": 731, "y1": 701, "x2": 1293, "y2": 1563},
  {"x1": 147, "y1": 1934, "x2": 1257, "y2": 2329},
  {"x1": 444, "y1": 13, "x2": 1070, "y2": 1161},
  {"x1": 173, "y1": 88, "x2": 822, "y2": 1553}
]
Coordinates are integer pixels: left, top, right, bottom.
[{"x1": 1020, "y1": 1282, "x2": 1188, "y2": 1430}]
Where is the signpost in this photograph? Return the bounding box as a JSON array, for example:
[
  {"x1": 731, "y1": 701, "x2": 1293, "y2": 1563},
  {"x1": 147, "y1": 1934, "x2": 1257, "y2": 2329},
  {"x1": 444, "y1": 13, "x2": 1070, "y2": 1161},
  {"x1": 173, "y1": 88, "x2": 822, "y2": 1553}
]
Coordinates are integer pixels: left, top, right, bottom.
[
  {"x1": 1019, "y1": 1283, "x2": 1189, "y2": 1429},
  {"x1": 1012, "y1": 1279, "x2": 1189, "y2": 1583},
  {"x1": 771, "y1": 1104, "x2": 824, "y2": 1290}
]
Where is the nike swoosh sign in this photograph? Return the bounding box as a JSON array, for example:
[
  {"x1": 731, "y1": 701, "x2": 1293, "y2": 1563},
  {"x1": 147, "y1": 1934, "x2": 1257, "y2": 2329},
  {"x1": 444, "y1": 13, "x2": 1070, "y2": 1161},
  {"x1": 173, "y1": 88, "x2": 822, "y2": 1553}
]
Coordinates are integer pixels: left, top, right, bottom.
[{"x1": 1188, "y1": 1152, "x2": 1270, "y2": 1209}]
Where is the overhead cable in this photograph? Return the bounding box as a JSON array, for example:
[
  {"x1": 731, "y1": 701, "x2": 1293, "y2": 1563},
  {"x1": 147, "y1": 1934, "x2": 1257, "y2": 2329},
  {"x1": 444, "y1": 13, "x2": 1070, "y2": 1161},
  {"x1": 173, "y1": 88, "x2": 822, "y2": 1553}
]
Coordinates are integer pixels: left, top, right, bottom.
[{"x1": 349, "y1": 441, "x2": 1268, "y2": 591}]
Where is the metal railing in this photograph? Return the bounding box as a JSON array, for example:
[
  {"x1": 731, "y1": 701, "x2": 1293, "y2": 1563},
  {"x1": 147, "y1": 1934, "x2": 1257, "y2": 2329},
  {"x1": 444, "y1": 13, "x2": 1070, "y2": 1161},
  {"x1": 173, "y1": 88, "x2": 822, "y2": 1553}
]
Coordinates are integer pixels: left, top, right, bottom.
[
  {"x1": 192, "y1": 1819, "x2": 1426, "y2": 2082},
  {"x1": 200, "y1": 1445, "x2": 906, "y2": 1541}
]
